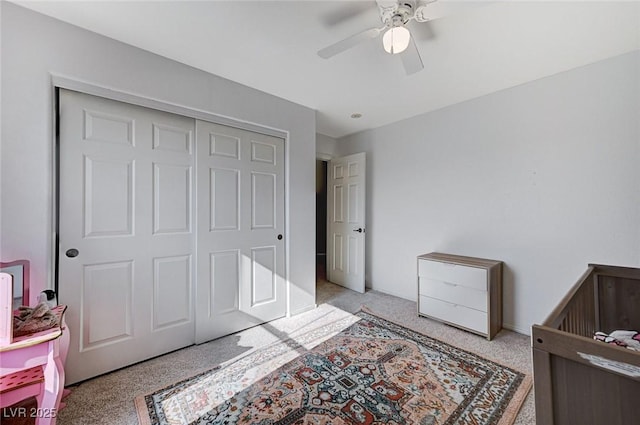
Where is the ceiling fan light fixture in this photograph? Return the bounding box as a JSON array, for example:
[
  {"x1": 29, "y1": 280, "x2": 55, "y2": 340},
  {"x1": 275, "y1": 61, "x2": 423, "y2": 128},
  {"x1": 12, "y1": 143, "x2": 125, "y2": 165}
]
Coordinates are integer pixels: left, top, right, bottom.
[{"x1": 382, "y1": 26, "x2": 410, "y2": 54}]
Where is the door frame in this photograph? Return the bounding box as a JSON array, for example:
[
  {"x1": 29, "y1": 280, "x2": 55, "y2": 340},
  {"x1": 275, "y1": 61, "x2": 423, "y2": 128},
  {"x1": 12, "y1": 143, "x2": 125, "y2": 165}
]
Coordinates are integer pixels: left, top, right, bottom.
[{"x1": 51, "y1": 75, "x2": 292, "y2": 320}]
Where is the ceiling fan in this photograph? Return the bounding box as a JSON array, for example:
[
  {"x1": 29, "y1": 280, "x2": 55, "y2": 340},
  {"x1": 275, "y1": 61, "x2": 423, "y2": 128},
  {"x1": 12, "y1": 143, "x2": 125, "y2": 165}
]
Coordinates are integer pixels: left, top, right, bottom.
[{"x1": 318, "y1": 0, "x2": 437, "y2": 75}]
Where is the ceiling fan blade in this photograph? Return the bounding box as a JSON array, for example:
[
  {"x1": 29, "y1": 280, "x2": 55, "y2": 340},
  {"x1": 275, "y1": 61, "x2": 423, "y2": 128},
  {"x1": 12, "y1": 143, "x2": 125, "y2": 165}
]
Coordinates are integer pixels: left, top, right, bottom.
[
  {"x1": 318, "y1": 27, "x2": 383, "y2": 59},
  {"x1": 400, "y1": 34, "x2": 424, "y2": 75},
  {"x1": 408, "y1": 19, "x2": 436, "y2": 42},
  {"x1": 414, "y1": 0, "x2": 439, "y2": 22}
]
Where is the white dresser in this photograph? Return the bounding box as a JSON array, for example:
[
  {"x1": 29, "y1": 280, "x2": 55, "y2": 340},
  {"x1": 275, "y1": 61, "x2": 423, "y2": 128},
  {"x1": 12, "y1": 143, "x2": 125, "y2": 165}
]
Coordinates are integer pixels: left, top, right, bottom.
[{"x1": 417, "y1": 252, "x2": 503, "y2": 340}]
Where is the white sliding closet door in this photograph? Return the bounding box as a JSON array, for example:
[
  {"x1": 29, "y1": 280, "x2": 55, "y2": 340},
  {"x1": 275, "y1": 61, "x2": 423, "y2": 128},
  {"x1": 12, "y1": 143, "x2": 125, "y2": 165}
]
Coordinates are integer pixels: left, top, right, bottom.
[
  {"x1": 195, "y1": 121, "x2": 286, "y2": 343},
  {"x1": 58, "y1": 89, "x2": 196, "y2": 384}
]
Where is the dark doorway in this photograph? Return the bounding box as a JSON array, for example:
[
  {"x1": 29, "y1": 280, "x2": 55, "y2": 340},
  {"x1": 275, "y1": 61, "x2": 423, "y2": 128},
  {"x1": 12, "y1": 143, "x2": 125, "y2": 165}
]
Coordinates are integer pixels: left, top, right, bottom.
[{"x1": 316, "y1": 160, "x2": 327, "y2": 279}]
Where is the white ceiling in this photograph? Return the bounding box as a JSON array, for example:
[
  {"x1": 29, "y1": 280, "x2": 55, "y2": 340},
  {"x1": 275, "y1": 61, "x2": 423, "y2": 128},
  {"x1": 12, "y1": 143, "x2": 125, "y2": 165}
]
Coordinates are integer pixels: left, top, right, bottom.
[{"x1": 15, "y1": 1, "x2": 640, "y2": 139}]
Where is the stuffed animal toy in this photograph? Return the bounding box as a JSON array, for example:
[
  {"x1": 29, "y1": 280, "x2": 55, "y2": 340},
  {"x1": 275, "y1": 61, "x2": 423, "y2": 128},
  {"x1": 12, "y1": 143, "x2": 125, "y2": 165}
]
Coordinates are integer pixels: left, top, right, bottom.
[
  {"x1": 594, "y1": 330, "x2": 640, "y2": 351},
  {"x1": 12, "y1": 301, "x2": 59, "y2": 337},
  {"x1": 38, "y1": 289, "x2": 58, "y2": 308}
]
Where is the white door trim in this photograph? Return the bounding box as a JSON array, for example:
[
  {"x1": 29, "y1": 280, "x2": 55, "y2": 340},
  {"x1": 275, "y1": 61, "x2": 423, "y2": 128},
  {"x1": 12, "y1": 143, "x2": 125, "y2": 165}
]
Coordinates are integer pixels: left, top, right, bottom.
[{"x1": 51, "y1": 74, "x2": 288, "y2": 139}]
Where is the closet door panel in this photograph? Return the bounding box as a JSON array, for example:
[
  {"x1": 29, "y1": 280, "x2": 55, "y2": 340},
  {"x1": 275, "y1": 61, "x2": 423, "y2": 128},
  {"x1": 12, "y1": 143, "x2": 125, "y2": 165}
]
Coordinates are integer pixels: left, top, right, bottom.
[
  {"x1": 58, "y1": 89, "x2": 196, "y2": 384},
  {"x1": 195, "y1": 121, "x2": 286, "y2": 343}
]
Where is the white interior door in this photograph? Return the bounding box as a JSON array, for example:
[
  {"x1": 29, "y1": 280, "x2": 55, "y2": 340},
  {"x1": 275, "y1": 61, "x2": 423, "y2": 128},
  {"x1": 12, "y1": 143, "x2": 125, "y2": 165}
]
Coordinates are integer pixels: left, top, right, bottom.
[
  {"x1": 58, "y1": 89, "x2": 196, "y2": 384},
  {"x1": 195, "y1": 121, "x2": 286, "y2": 343},
  {"x1": 327, "y1": 152, "x2": 366, "y2": 293}
]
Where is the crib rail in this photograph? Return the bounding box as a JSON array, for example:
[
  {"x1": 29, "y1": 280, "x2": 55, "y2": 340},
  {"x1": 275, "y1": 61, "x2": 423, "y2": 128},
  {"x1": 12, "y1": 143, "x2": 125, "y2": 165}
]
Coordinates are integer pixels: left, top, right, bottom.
[
  {"x1": 543, "y1": 267, "x2": 597, "y2": 337},
  {"x1": 542, "y1": 264, "x2": 640, "y2": 337},
  {"x1": 532, "y1": 264, "x2": 640, "y2": 425}
]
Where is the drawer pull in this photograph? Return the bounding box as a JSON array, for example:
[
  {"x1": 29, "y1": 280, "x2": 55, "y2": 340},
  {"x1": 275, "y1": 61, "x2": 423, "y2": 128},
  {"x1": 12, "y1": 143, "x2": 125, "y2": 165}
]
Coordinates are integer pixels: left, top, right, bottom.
[{"x1": 442, "y1": 281, "x2": 458, "y2": 287}]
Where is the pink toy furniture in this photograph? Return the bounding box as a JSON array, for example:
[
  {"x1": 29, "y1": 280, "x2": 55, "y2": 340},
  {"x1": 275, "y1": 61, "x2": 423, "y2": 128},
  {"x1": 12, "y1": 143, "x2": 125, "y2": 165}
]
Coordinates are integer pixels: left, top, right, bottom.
[
  {"x1": 0, "y1": 259, "x2": 30, "y2": 310},
  {"x1": 0, "y1": 261, "x2": 68, "y2": 425}
]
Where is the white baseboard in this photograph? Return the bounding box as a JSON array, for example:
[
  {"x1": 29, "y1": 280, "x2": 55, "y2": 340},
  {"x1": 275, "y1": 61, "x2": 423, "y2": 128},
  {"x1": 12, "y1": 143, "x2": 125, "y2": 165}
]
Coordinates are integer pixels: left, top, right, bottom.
[{"x1": 502, "y1": 322, "x2": 531, "y2": 336}]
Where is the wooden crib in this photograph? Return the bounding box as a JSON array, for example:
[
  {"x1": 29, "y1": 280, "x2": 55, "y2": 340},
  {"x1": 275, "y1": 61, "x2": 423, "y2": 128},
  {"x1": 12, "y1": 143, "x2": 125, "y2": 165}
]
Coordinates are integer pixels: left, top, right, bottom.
[{"x1": 532, "y1": 264, "x2": 640, "y2": 425}]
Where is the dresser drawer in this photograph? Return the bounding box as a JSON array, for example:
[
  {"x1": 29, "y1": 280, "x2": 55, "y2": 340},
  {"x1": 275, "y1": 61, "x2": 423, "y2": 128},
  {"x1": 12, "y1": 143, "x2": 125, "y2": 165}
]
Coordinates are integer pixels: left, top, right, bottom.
[
  {"x1": 419, "y1": 278, "x2": 487, "y2": 312},
  {"x1": 418, "y1": 259, "x2": 487, "y2": 291},
  {"x1": 419, "y1": 295, "x2": 488, "y2": 335}
]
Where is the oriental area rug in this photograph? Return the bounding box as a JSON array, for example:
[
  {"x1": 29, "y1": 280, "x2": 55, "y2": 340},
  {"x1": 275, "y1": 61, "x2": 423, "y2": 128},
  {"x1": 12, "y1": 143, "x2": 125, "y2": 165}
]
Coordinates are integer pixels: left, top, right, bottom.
[{"x1": 136, "y1": 309, "x2": 531, "y2": 425}]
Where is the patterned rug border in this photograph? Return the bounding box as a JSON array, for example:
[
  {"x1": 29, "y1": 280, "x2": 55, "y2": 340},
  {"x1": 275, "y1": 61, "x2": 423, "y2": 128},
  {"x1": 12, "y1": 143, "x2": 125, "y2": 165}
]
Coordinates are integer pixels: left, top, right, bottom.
[
  {"x1": 356, "y1": 306, "x2": 532, "y2": 425},
  {"x1": 135, "y1": 306, "x2": 532, "y2": 425}
]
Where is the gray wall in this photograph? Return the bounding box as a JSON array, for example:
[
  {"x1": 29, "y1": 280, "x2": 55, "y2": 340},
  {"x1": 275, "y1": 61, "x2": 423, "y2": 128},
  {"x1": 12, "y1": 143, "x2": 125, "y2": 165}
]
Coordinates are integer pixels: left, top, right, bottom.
[
  {"x1": 0, "y1": 3, "x2": 316, "y2": 314},
  {"x1": 337, "y1": 51, "x2": 640, "y2": 334},
  {"x1": 316, "y1": 133, "x2": 337, "y2": 159}
]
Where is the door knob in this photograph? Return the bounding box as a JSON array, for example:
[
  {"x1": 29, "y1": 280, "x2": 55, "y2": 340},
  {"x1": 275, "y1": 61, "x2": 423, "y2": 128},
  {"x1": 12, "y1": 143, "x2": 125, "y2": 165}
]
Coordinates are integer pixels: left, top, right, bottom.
[
  {"x1": 277, "y1": 234, "x2": 283, "y2": 240},
  {"x1": 353, "y1": 228, "x2": 364, "y2": 233},
  {"x1": 65, "y1": 248, "x2": 79, "y2": 258}
]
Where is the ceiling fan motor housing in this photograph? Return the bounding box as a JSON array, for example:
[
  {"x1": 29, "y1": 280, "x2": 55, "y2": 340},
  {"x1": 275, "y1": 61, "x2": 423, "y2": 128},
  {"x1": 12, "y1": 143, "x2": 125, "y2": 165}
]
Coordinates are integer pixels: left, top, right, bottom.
[
  {"x1": 379, "y1": 0, "x2": 416, "y2": 27},
  {"x1": 399, "y1": 1, "x2": 417, "y2": 11},
  {"x1": 379, "y1": 0, "x2": 436, "y2": 25}
]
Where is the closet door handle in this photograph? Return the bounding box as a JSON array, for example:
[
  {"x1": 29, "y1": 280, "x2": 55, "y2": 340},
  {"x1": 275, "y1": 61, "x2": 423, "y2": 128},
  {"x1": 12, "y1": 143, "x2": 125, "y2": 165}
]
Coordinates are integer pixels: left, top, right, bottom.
[{"x1": 66, "y1": 248, "x2": 79, "y2": 258}]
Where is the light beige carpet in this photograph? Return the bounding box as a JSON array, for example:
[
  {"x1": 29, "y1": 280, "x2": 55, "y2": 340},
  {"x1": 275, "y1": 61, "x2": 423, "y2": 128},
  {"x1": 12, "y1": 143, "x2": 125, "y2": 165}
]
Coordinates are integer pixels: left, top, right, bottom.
[{"x1": 1, "y1": 277, "x2": 536, "y2": 424}]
